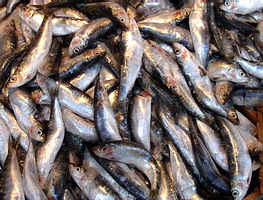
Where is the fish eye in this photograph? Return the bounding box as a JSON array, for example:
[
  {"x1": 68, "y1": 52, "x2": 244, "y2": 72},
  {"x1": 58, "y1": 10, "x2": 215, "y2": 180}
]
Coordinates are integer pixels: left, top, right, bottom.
[
  {"x1": 120, "y1": 18, "x2": 125, "y2": 22},
  {"x1": 174, "y1": 49, "x2": 181, "y2": 55},
  {"x1": 232, "y1": 190, "x2": 239, "y2": 198},
  {"x1": 94, "y1": 50, "x2": 100, "y2": 56},
  {"x1": 9, "y1": 22, "x2": 15, "y2": 27},
  {"x1": 10, "y1": 76, "x2": 17, "y2": 82},
  {"x1": 231, "y1": 113, "x2": 237, "y2": 119},
  {"x1": 76, "y1": 167, "x2": 80, "y2": 172},
  {"x1": 73, "y1": 48, "x2": 80, "y2": 54},
  {"x1": 239, "y1": 71, "x2": 245, "y2": 77},
  {"x1": 36, "y1": 129, "x2": 42, "y2": 135},
  {"x1": 225, "y1": 1, "x2": 230, "y2": 6},
  {"x1": 22, "y1": 7, "x2": 27, "y2": 11},
  {"x1": 101, "y1": 147, "x2": 107, "y2": 151},
  {"x1": 221, "y1": 93, "x2": 227, "y2": 98},
  {"x1": 184, "y1": 11, "x2": 190, "y2": 15}
]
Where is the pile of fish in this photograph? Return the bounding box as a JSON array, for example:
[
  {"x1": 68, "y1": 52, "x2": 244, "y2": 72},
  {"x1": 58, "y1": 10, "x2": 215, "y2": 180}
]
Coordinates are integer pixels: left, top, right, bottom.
[{"x1": 0, "y1": 0, "x2": 263, "y2": 199}]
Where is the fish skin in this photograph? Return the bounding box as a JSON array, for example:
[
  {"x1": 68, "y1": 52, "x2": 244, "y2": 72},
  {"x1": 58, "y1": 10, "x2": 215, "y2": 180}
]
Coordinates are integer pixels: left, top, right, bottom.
[
  {"x1": 62, "y1": 107, "x2": 98, "y2": 143},
  {"x1": 9, "y1": 88, "x2": 45, "y2": 142},
  {"x1": 173, "y1": 42, "x2": 238, "y2": 124},
  {"x1": 59, "y1": 45, "x2": 106, "y2": 79},
  {"x1": 231, "y1": 89, "x2": 263, "y2": 106},
  {"x1": 143, "y1": 39, "x2": 207, "y2": 122},
  {"x1": 220, "y1": 0, "x2": 263, "y2": 15},
  {"x1": 189, "y1": 0, "x2": 210, "y2": 67},
  {"x1": 0, "y1": 18, "x2": 16, "y2": 55},
  {"x1": 94, "y1": 75, "x2": 122, "y2": 142},
  {"x1": 7, "y1": 9, "x2": 53, "y2": 88},
  {"x1": 92, "y1": 140, "x2": 161, "y2": 199},
  {"x1": 96, "y1": 157, "x2": 151, "y2": 200},
  {"x1": 69, "y1": 18, "x2": 114, "y2": 57},
  {"x1": 208, "y1": 59, "x2": 249, "y2": 83},
  {"x1": 69, "y1": 164, "x2": 122, "y2": 200},
  {"x1": 235, "y1": 56, "x2": 263, "y2": 79},
  {"x1": 46, "y1": 148, "x2": 68, "y2": 200},
  {"x1": 215, "y1": 81, "x2": 234, "y2": 105},
  {"x1": 36, "y1": 97, "x2": 65, "y2": 189},
  {"x1": 0, "y1": 119, "x2": 9, "y2": 167},
  {"x1": 17, "y1": 6, "x2": 89, "y2": 36},
  {"x1": 216, "y1": 117, "x2": 252, "y2": 199},
  {"x1": 79, "y1": 2, "x2": 129, "y2": 29},
  {"x1": 0, "y1": 138, "x2": 25, "y2": 200},
  {"x1": 0, "y1": 101, "x2": 29, "y2": 151},
  {"x1": 138, "y1": 22, "x2": 193, "y2": 50},
  {"x1": 23, "y1": 141, "x2": 47, "y2": 200},
  {"x1": 139, "y1": 8, "x2": 191, "y2": 25},
  {"x1": 82, "y1": 148, "x2": 136, "y2": 200},
  {"x1": 69, "y1": 61, "x2": 101, "y2": 91},
  {"x1": 131, "y1": 91, "x2": 152, "y2": 151},
  {"x1": 168, "y1": 141, "x2": 202, "y2": 200}
]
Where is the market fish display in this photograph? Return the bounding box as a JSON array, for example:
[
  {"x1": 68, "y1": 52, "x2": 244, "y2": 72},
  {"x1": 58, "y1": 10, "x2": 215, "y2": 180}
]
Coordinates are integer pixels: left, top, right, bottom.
[{"x1": 0, "y1": 0, "x2": 263, "y2": 199}]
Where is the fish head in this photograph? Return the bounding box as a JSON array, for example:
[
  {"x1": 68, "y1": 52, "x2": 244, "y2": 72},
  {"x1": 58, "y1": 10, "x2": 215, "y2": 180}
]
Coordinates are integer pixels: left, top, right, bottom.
[
  {"x1": 69, "y1": 164, "x2": 86, "y2": 182},
  {"x1": 216, "y1": 85, "x2": 229, "y2": 104},
  {"x1": 231, "y1": 178, "x2": 251, "y2": 199},
  {"x1": 17, "y1": 6, "x2": 35, "y2": 23},
  {"x1": 7, "y1": 71, "x2": 24, "y2": 88},
  {"x1": 226, "y1": 109, "x2": 239, "y2": 125},
  {"x1": 28, "y1": 123, "x2": 46, "y2": 142},
  {"x1": 92, "y1": 143, "x2": 115, "y2": 159},
  {"x1": 181, "y1": 8, "x2": 191, "y2": 18},
  {"x1": 220, "y1": 0, "x2": 238, "y2": 14},
  {"x1": 113, "y1": 7, "x2": 129, "y2": 29},
  {"x1": 69, "y1": 35, "x2": 86, "y2": 57},
  {"x1": 234, "y1": 68, "x2": 250, "y2": 83},
  {"x1": 3, "y1": 19, "x2": 15, "y2": 33}
]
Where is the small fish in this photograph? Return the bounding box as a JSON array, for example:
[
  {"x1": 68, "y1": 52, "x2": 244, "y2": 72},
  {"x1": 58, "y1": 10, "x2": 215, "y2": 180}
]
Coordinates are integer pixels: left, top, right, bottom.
[{"x1": 215, "y1": 81, "x2": 234, "y2": 105}]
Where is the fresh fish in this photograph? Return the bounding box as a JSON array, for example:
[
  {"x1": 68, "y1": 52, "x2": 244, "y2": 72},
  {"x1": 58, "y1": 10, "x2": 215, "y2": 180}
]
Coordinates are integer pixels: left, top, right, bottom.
[
  {"x1": 79, "y1": 2, "x2": 129, "y2": 29},
  {"x1": 59, "y1": 45, "x2": 106, "y2": 79},
  {"x1": 143, "y1": 40, "x2": 207, "y2": 122},
  {"x1": 37, "y1": 96, "x2": 65, "y2": 189},
  {"x1": 0, "y1": 18, "x2": 16, "y2": 55},
  {"x1": 0, "y1": 101, "x2": 29, "y2": 150},
  {"x1": 168, "y1": 141, "x2": 202, "y2": 200},
  {"x1": 96, "y1": 157, "x2": 151, "y2": 200},
  {"x1": 7, "y1": 9, "x2": 53, "y2": 88},
  {"x1": 131, "y1": 91, "x2": 151, "y2": 151},
  {"x1": 69, "y1": 18, "x2": 114, "y2": 57},
  {"x1": 216, "y1": 117, "x2": 252, "y2": 199},
  {"x1": 220, "y1": 0, "x2": 263, "y2": 15},
  {"x1": 231, "y1": 89, "x2": 263, "y2": 106},
  {"x1": 173, "y1": 42, "x2": 238, "y2": 124},
  {"x1": 189, "y1": 0, "x2": 210, "y2": 67},
  {"x1": 53, "y1": 7, "x2": 89, "y2": 20},
  {"x1": 69, "y1": 164, "x2": 122, "y2": 200},
  {"x1": 69, "y1": 61, "x2": 101, "y2": 91},
  {"x1": 9, "y1": 88, "x2": 45, "y2": 142},
  {"x1": 62, "y1": 108, "x2": 98, "y2": 142},
  {"x1": 82, "y1": 148, "x2": 136, "y2": 200},
  {"x1": 93, "y1": 141, "x2": 161, "y2": 199},
  {"x1": 46, "y1": 148, "x2": 68, "y2": 200},
  {"x1": 235, "y1": 56, "x2": 263, "y2": 79},
  {"x1": 139, "y1": 8, "x2": 191, "y2": 25},
  {"x1": 0, "y1": 138, "x2": 25, "y2": 200},
  {"x1": 17, "y1": 6, "x2": 89, "y2": 36},
  {"x1": 94, "y1": 75, "x2": 122, "y2": 142},
  {"x1": 215, "y1": 81, "x2": 234, "y2": 105},
  {"x1": 208, "y1": 59, "x2": 249, "y2": 83},
  {"x1": 0, "y1": 119, "x2": 9, "y2": 167},
  {"x1": 138, "y1": 22, "x2": 193, "y2": 50},
  {"x1": 196, "y1": 119, "x2": 228, "y2": 171},
  {"x1": 23, "y1": 141, "x2": 47, "y2": 200}
]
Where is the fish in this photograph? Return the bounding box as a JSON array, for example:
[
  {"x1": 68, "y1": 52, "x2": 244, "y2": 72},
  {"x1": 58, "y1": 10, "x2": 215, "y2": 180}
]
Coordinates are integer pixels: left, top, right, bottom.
[
  {"x1": 231, "y1": 89, "x2": 263, "y2": 106},
  {"x1": 0, "y1": 119, "x2": 9, "y2": 168},
  {"x1": 23, "y1": 141, "x2": 47, "y2": 200},
  {"x1": 93, "y1": 141, "x2": 161, "y2": 199},
  {"x1": 9, "y1": 88, "x2": 45, "y2": 142},
  {"x1": 214, "y1": 81, "x2": 234, "y2": 105},
  {"x1": 130, "y1": 91, "x2": 152, "y2": 151},
  {"x1": 7, "y1": 8, "x2": 53, "y2": 88},
  {"x1": 0, "y1": 138, "x2": 25, "y2": 200},
  {"x1": 69, "y1": 18, "x2": 114, "y2": 57}
]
